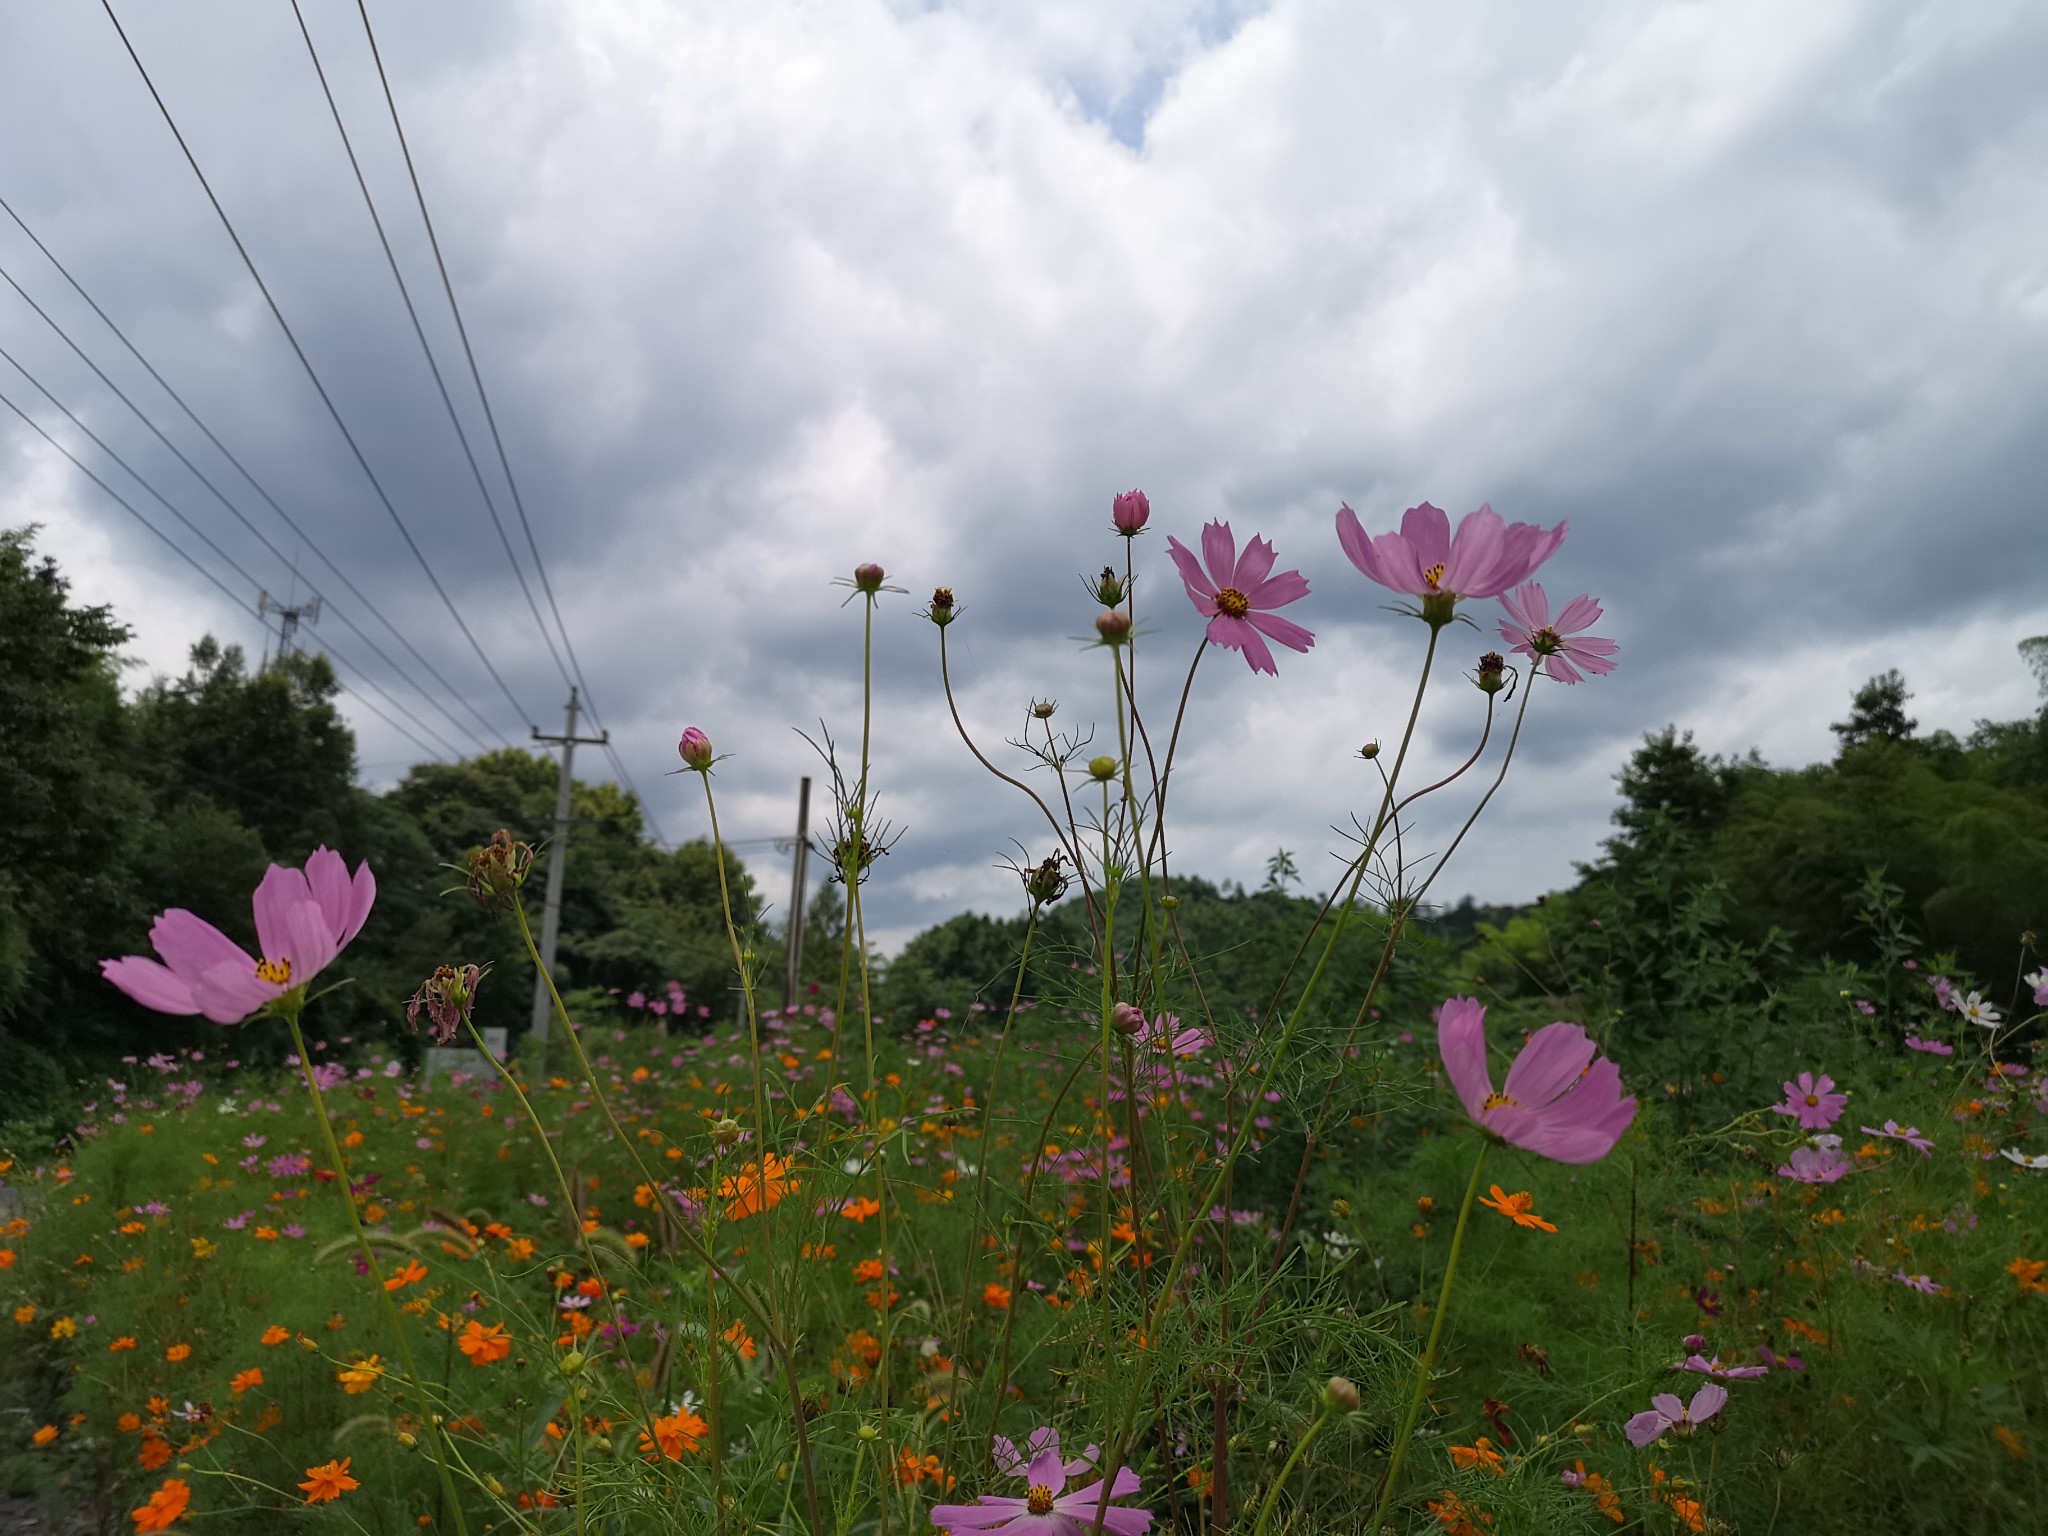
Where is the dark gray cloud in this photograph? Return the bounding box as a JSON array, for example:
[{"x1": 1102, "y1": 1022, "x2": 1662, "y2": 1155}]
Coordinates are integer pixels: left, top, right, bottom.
[{"x1": 4, "y1": 0, "x2": 2045, "y2": 949}]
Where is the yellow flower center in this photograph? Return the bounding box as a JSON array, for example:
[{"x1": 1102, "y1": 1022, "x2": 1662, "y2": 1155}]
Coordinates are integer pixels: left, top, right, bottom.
[
  {"x1": 1482, "y1": 1091, "x2": 1516, "y2": 1111},
  {"x1": 1423, "y1": 561, "x2": 1446, "y2": 590},
  {"x1": 1804, "y1": 1094, "x2": 1820, "y2": 1107},
  {"x1": 1214, "y1": 586, "x2": 1251, "y2": 618},
  {"x1": 1026, "y1": 1486, "x2": 1056, "y2": 1516},
  {"x1": 255, "y1": 957, "x2": 293, "y2": 986}
]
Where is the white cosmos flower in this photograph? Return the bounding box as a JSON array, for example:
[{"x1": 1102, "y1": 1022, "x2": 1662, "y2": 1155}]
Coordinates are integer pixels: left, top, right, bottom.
[
  {"x1": 1999, "y1": 1148, "x2": 2048, "y2": 1170},
  {"x1": 1958, "y1": 992, "x2": 2002, "y2": 1028}
]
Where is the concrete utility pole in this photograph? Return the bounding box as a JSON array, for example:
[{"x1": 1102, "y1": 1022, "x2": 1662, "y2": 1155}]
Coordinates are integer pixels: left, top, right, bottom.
[
  {"x1": 782, "y1": 777, "x2": 812, "y2": 1009},
  {"x1": 530, "y1": 688, "x2": 608, "y2": 1055}
]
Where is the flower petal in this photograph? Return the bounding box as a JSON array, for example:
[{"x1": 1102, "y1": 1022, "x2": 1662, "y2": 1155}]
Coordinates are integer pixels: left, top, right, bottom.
[
  {"x1": 1229, "y1": 533, "x2": 1277, "y2": 593},
  {"x1": 1199, "y1": 521, "x2": 1238, "y2": 592},
  {"x1": 1246, "y1": 609, "x2": 1315, "y2": 655},
  {"x1": 1244, "y1": 568, "x2": 1309, "y2": 611},
  {"x1": 101, "y1": 957, "x2": 201, "y2": 1016},
  {"x1": 1165, "y1": 536, "x2": 1218, "y2": 601},
  {"x1": 253, "y1": 864, "x2": 313, "y2": 963},
  {"x1": 1500, "y1": 1022, "x2": 1599, "y2": 1109},
  {"x1": 149, "y1": 909, "x2": 255, "y2": 981},
  {"x1": 1436, "y1": 997, "x2": 1495, "y2": 1123}
]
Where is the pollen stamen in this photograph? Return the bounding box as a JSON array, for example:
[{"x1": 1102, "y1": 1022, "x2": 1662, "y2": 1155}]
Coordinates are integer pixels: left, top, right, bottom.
[
  {"x1": 255, "y1": 957, "x2": 293, "y2": 986},
  {"x1": 1214, "y1": 586, "x2": 1251, "y2": 618},
  {"x1": 1026, "y1": 1486, "x2": 1056, "y2": 1516},
  {"x1": 1423, "y1": 561, "x2": 1447, "y2": 590},
  {"x1": 1482, "y1": 1091, "x2": 1517, "y2": 1111}
]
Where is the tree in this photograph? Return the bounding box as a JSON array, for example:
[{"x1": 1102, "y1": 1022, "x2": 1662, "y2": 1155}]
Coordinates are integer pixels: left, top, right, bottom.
[{"x1": 1832, "y1": 670, "x2": 1917, "y2": 751}]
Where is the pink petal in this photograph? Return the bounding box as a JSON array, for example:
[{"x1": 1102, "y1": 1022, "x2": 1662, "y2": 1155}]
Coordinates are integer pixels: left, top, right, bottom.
[
  {"x1": 1244, "y1": 568, "x2": 1309, "y2": 611},
  {"x1": 1625, "y1": 1410, "x2": 1670, "y2": 1448},
  {"x1": 1443, "y1": 505, "x2": 1505, "y2": 594},
  {"x1": 1436, "y1": 997, "x2": 1495, "y2": 1122},
  {"x1": 927, "y1": 1498, "x2": 1032, "y2": 1531},
  {"x1": 343, "y1": 861, "x2": 376, "y2": 948},
  {"x1": 100, "y1": 956, "x2": 200, "y2": 1015},
  {"x1": 150, "y1": 909, "x2": 255, "y2": 981},
  {"x1": 305, "y1": 847, "x2": 353, "y2": 938},
  {"x1": 1247, "y1": 610, "x2": 1315, "y2": 655},
  {"x1": 1500, "y1": 1022, "x2": 1599, "y2": 1109},
  {"x1": 283, "y1": 898, "x2": 340, "y2": 983},
  {"x1": 189, "y1": 961, "x2": 275, "y2": 1025},
  {"x1": 1552, "y1": 593, "x2": 1603, "y2": 633},
  {"x1": 1499, "y1": 582, "x2": 1547, "y2": 634},
  {"x1": 253, "y1": 864, "x2": 313, "y2": 962},
  {"x1": 1651, "y1": 1393, "x2": 1687, "y2": 1421},
  {"x1": 1165, "y1": 536, "x2": 1217, "y2": 601},
  {"x1": 1027, "y1": 1445, "x2": 1067, "y2": 1495},
  {"x1": 1199, "y1": 521, "x2": 1238, "y2": 592},
  {"x1": 1334, "y1": 503, "x2": 1388, "y2": 583},
  {"x1": 1690, "y1": 1383, "x2": 1728, "y2": 1423},
  {"x1": 1542, "y1": 653, "x2": 1586, "y2": 685},
  {"x1": 1229, "y1": 533, "x2": 1277, "y2": 593},
  {"x1": 1398, "y1": 502, "x2": 1451, "y2": 569},
  {"x1": 1208, "y1": 614, "x2": 1277, "y2": 674}
]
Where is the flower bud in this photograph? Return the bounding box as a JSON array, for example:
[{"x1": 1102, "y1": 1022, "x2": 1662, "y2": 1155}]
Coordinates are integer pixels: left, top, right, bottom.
[
  {"x1": 712, "y1": 1117, "x2": 742, "y2": 1148},
  {"x1": 1094, "y1": 609, "x2": 1132, "y2": 645},
  {"x1": 927, "y1": 587, "x2": 957, "y2": 626},
  {"x1": 1112, "y1": 489, "x2": 1150, "y2": 536},
  {"x1": 558, "y1": 1350, "x2": 587, "y2": 1377},
  {"x1": 857, "y1": 1423, "x2": 880, "y2": 1442},
  {"x1": 1087, "y1": 755, "x2": 1119, "y2": 783},
  {"x1": 1031, "y1": 698, "x2": 1058, "y2": 719},
  {"x1": 1329, "y1": 1198, "x2": 1351, "y2": 1220},
  {"x1": 1160, "y1": 895, "x2": 1178, "y2": 911},
  {"x1": 1324, "y1": 1376, "x2": 1361, "y2": 1412},
  {"x1": 1359, "y1": 741, "x2": 1381, "y2": 760},
  {"x1": 1095, "y1": 566, "x2": 1126, "y2": 605},
  {"x1": 1476, "y1": 652, "x2": 1507, "y2": 695},
  {"x1": 853, "y1": 562, "x2": 886, "y2": 593},
  {"x1": 678, "y1": 727, "x2": 715, "y2": 771},
  {"x1": 396, "y1": 1430, "x2": 418, "y2": 1449},
  {"x1": 1111, "y1": 1002, "x2": 1147, "y2": 1037}
]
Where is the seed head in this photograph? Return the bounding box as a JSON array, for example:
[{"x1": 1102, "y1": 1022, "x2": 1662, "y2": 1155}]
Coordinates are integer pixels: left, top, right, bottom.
[
  {"x1": 466, "y1": 831, "x2": 534, "y2": 912},
  {"x1": 1030, "y1": 698, "x2": 1058, "y2": 719},
  {"x1": 1022, "y1": 852, "x2": 1072, "y2": 906},
  {"x1": 1476, "y1": 652, "x2": 1507, "y2": 695},
  {"x1": 927, "y1": 587, "x2": 957, "y2": 627},
  {"x1": 1359, "y1": 741, "x2": 1381, "y2": 760}
]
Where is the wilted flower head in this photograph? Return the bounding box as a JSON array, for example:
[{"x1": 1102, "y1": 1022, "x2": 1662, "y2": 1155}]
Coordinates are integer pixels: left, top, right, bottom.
[
  {"x1": 1475, "y1": 652, "x2": 1507, "y2": 695},
  {"x1": 466, "y1": 831, "x2": 534, "y2": 911},
  {"x1": 102, "y1": 848, "x2": 376, "y2": 1024},
  {"x1": 1336, "y1": 501, "x2": 1566, "y2": 624},
  {"x1": 406, "y1": 965, "x2": 483, "y2": 1046},
  {"x1": 1021, "y1": 853, "x2": 1072, "y2": 906},
  {"x1": 927, "y1": 588, "x2": 958, "y2": 626},
  {"x1": 1165, "y1": 521, "x2": 1313, "y2": 676},
  {"x1": 1112, "y1": 489, "x2": 1150, "y2": 536},
  {"x1": 1438, "y1": 997, "x2": 1636, "y2": 1163}
]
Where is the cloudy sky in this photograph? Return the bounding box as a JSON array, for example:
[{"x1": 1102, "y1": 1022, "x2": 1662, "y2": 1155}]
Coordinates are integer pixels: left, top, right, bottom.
[{"x1": 3, "y1": 0, "x2": 2045, "y2": 949}]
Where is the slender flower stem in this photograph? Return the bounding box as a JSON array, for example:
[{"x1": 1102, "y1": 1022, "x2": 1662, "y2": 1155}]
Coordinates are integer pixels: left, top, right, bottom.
[
  {"x1": 1250, "y1": 1399, "x2": 1336, "y2": 1536},
  {"x1": 1366, "y1": 1144, "x2": 1490, "y2": 1535},
  {"x1": 286, "y1": 1013, "x2": 472, "y2": 1536}
]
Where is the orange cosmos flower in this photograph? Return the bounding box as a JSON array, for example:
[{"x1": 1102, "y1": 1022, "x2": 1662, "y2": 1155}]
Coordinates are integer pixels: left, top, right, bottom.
[
  {"x1": 840, "y1": 1196, "x2": 882, "y2": 1223},
  {"x1": 336, "y1": 1356, "x2": 383, "y2": 1395},
  {"x1": 1478, "y1": 1187, "x2": 1558, "y2": 1233},
  {"x1": 457, "y1": 1320, "x2": 513, "y2": 1365},
  {"x1": 1448, "y1": 1437, "x2": 1505, "y2": 1474},
  {"x1": 983, "y1": 1283, "x2": 1012, "y2": 1310},
  {"x1": 260, "y1": 1325, "x2": 290, "y2": 1347},
  {"x1": 383, "y1": 1259, "x2": 429, "y2": 1291},
  {"x1": 299, "y1": 1457, "x2": 361, "y2": 1504},
  {"x1": 719, "y1": 1153, "x2": 797, "y2": 1219},
  {"x1": 639, "y1": 1410, "x2": 709, "y2": 1461},
  {"x1": 109, "y1": 1336, "x2": 138, "y2": 1353},
  {"x1": 31, "y1": 1425, "x2": 57, "y2": 1447},
  {"x1": 131, "y1": 1477, "x2": 191, "y2": 1531},
  {"x1": 163, "y1": 1343, "x2": 191, "y2": 1363},
  {"x1": 230, "y1": 1368, "x2": 263, "y2": 1395}
]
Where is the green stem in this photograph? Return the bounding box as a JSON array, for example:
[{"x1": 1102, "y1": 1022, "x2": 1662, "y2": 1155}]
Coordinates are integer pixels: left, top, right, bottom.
[
  {"x1": 1365, "y1": 1144, "x2": 1489, "y2": 1535},
  {"x1": 1250, "y1": 1401, "x2": 1335, "y2": 1536},
  {"x1": 286, "y1": 1013, "x2": 472, "y2": 1536}
]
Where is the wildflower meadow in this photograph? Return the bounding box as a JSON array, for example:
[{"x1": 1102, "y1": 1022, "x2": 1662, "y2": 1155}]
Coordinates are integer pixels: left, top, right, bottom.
[{"x1": 3, "y1": 499, "x2": 2045, "y2": 1536}]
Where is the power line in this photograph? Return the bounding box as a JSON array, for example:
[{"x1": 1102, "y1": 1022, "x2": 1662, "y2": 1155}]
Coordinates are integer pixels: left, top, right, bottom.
[
  {"x1": 350, "y1": 0, "x2": 671, "y2": 847},
  {"x1": 0, "y1": 379, "x2": 450, "y2": 763},
  {"x1": 0, "y1": 229, "x2": 503, "y2": 756},
  {"x1": 99, "y1": 0, "x2": 537, "y2": 736},
  {"x1": 0, "y1": 340, "x2": 468, "y2": 760},
  {"x1": 286, "y1": 0, "x2": 573, "y2": 696}
]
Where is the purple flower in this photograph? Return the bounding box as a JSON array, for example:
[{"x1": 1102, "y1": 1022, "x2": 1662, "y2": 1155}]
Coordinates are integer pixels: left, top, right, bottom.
[
  {"x1": 1165, "y1": 521, "x2": 1314, "y2": 676},
  {"x1": 1778, "y1": 1146, "x2": 1851, "y2": 1185},
  {"x1": 101, "y1": 848, "x2": 375, "y2": 1023},
  {"x1": 1675, "y1": 1354, "x2": 1769, "y2": 1381},
  {"x1": 1771, "y1": 1072, "x2": 1846, "y2": 1130},
  {"x1": 1336, "y1": 500, "x2": 1566, "y2": 611},
  {"x1": 267, "y1": 1152, "x2": 312, "y2": 1180},
  {"x1": 1903, "y1": 1035, "x2": 1954, "y2": 1057},
  {"x1": 2025, "y1": 967, "x2": 2047, "y2": 1007},
  {"x1": 1756, "y1": 1346, "x2": 1805, "y2": 1372},
  {"x1": 1111, "y1": 490, "x2": 1150, "y2": 536},
  {"x1": 1496, "y1": 583, "x2": 1618, "y2": 684},
  {"x1": 1860, "y1": 1120, "x2": 1934, "y2": 1155},
  {"x1": 677, "y1": 727, "x2": 715, "y2": 772},
  {"x1": 1625, "y1": 1384, "x2": 1728, "y2": 1448},
  {"x1": 1893, "y1": 1271, "x2": 1945, "y2": 1296},
  {"x1": 1438, "y1": 998, "x2": 1636, "y2": 1164},
  {"x1": 930, "y1": 1427, "x2": 1152, "y2": 1535},
  {"x1": 1932, "y1": 976, "x2": 1957, "y2": 1010}
]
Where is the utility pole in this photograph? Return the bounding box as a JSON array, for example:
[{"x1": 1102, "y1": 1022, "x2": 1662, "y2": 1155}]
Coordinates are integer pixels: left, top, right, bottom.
[
  {"x1": 782, "y1": 777, "x2": 812, "y2": 1009},
  {"x1": 257, "y1": 591, "x2": 321, "y2": 668},
  {"x1": 529, "y1": 688, "x2": 608, "y2": 1058}
]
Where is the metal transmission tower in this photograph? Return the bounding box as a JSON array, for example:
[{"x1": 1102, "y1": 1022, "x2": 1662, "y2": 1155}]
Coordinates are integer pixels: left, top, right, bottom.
[
  {"x1": 258, "y1": 590, "x2": 321, "y2": 666},
  {"x1": 529, "y1": 689, "x2": 608, "y2": 1058}
]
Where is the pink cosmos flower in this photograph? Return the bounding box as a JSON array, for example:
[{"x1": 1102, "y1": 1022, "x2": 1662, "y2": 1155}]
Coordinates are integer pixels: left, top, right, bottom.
[
  {"x1": 1893, "y1": 1271, "x2": 1945, "y2": 1296},
  {"x1": 1496, "y1": 583, "x2": 1618, "y2": 684},
  {"x1": 931, "y1": 1427, "x2": 1151, "y2": 1535},
  {"x1": 1777, "y1": 1146, "x2": 1851, "y2": 1184},
  {"x1": 1438, "y1": 998, "x2": 1636, "y2": 1164},
  {"x1": 1676, "y1": 1354, "x2": 1768, "y2": 1381},
  {"x1": 2025, "y1": 968, "x2": 2048, "y2": 1007},
  {"x1": 1625, "y1": 1384, "x2": 1727, "y2": 1448},
  {"x1": 1111, "y1": 490, "x2": 1150, "y2": 536},
  {"x1": 1335, "y1": 501, "x2": 1566, "y2": 609},
  {"x1": 1860, "y1": 1120, "x2": 1934, "y2": 1155},
  {"x1": 1164, "y1": 521, "x2": 1314, "y2": 676},
  {"x1": 1903, "y1": 1034, "x2": 1953, "y2": 1056},
  {"x1": 1771, "y1": 1071, "x2": 1846, "y2": 1130},
  {"x1": 101, "y1": 848, "x2": 375, "y2": 1024}
]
